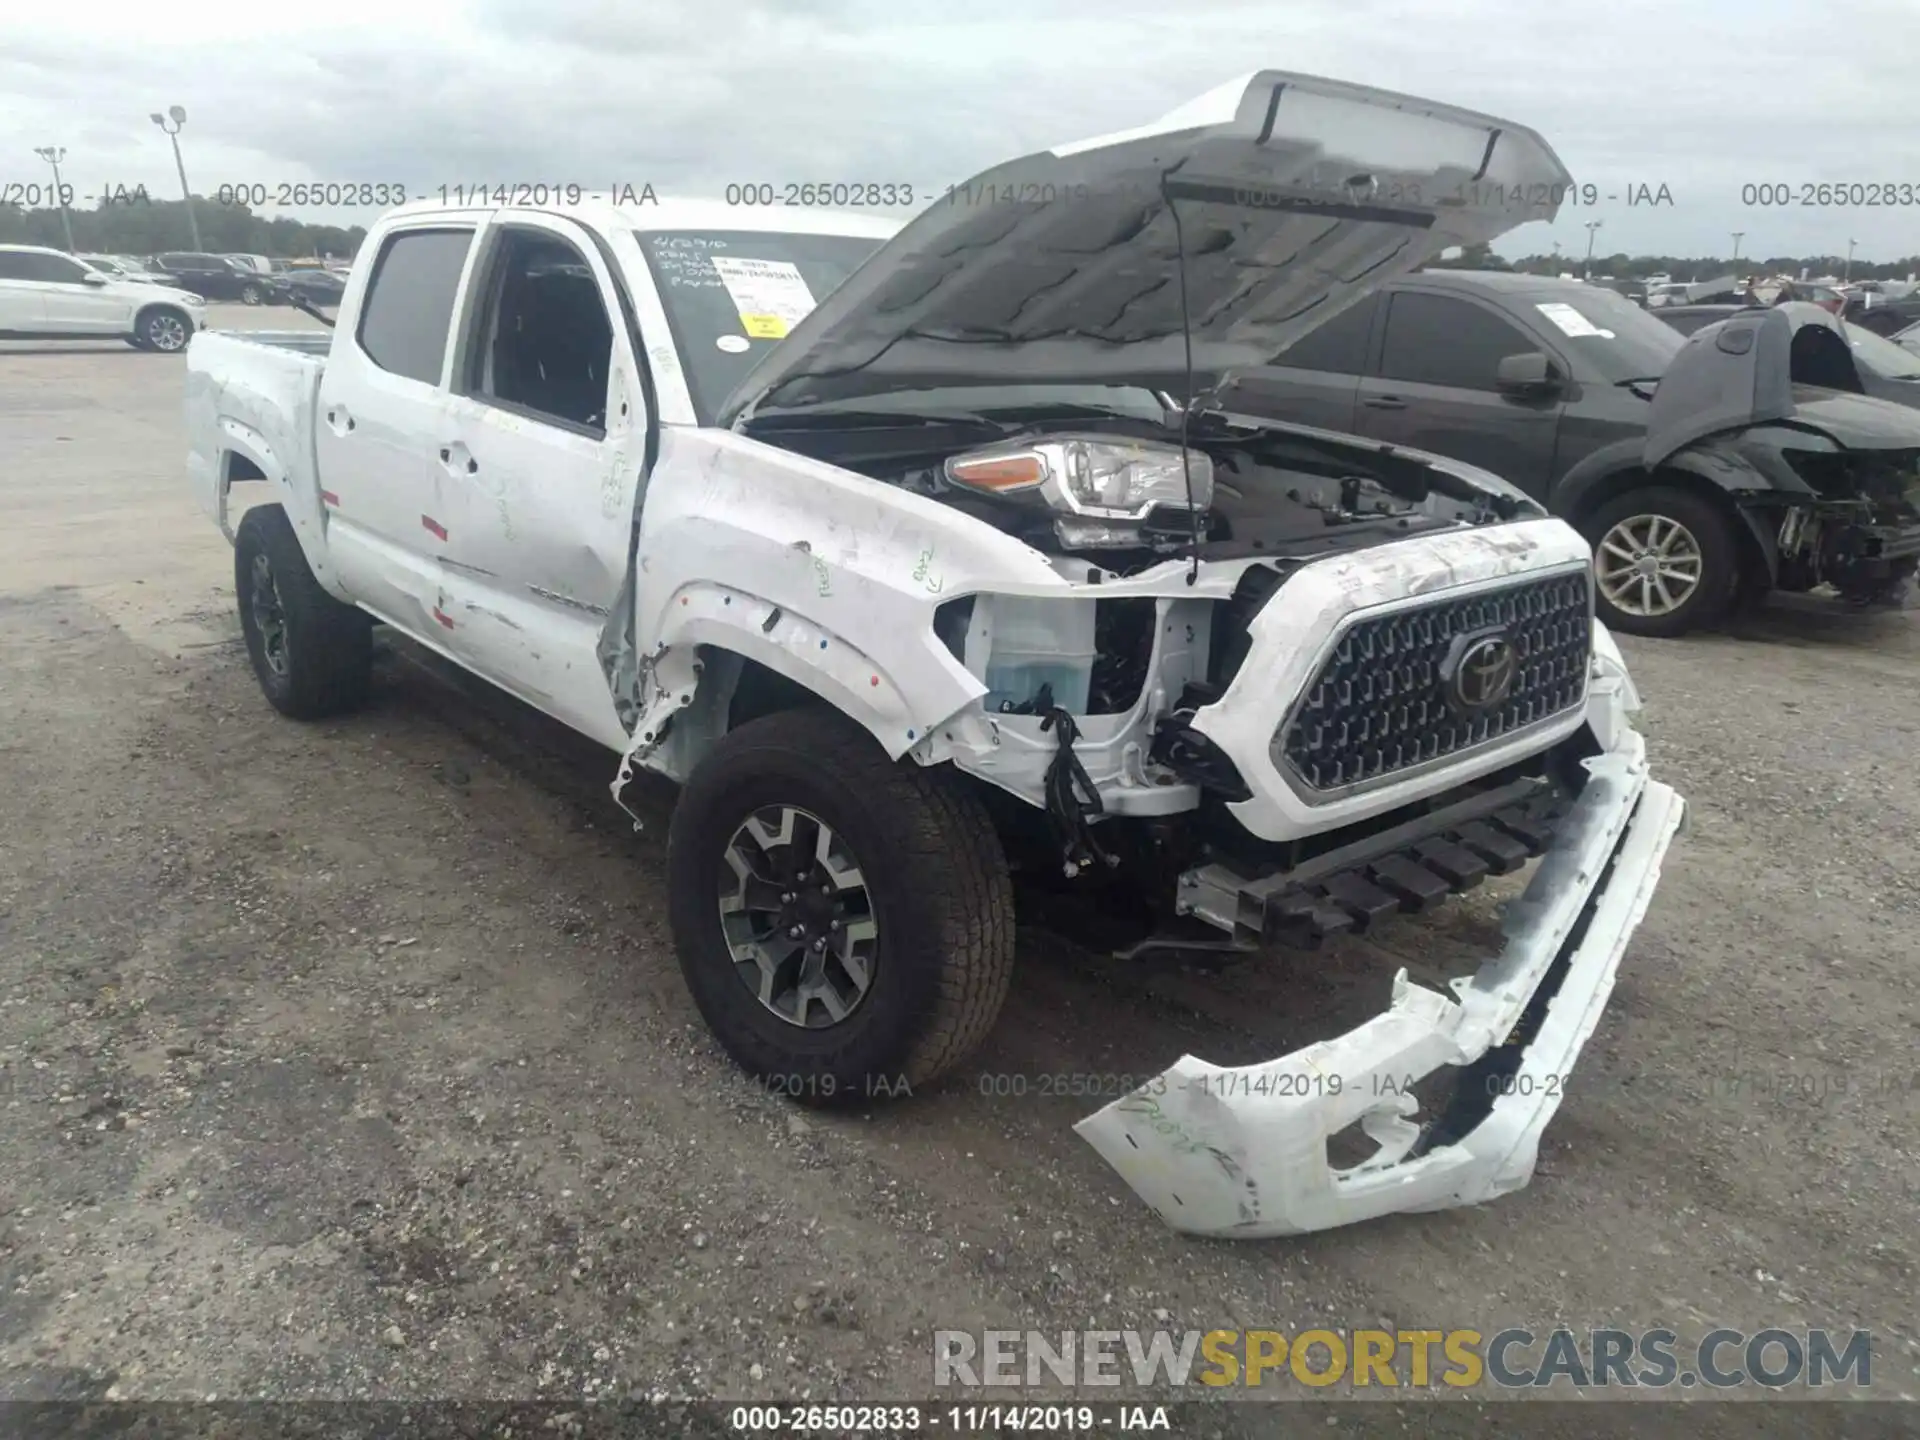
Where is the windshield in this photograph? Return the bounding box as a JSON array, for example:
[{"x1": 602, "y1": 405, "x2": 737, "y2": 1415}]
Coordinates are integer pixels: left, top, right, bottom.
[
  {"x1": 1522, "y1": 286, "x2": 1687, "y2": 382},
  {"x1": 1842, "y1": 321, "x2": 1920, "y2": 380},
  {"x1": 635, "y1": 229, "x2": 888, "y2": 424}
]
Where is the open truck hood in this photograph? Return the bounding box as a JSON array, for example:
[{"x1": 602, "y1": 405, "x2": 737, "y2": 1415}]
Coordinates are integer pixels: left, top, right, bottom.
[
  {"x1": 717, "y1": 71, "x2": 1573, "y2": 427},
  {"x1": 1646, "y1": 303, "x2": 1920, "y2": 466}
]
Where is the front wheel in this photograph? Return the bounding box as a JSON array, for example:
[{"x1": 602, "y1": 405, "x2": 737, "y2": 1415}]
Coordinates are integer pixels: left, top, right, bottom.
[
  {"x1": 136, "y1": 307, "x2": 191, "y2": 353},
  {"x1": 666, "y1": 709, "x2": 1015, "y2": 1105},
  {"x1": 234, "y1": 505, "x2": 372, "y2": 719},
  {"x1": 1583, "y1": 486, "x2": 1740, "y2": 637},
  {"x1": 240, "y1": 282, "x2": 264, "y2": 306}
]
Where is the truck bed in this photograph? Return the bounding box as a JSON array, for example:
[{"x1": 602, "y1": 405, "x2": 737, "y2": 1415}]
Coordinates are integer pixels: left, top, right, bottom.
[{"x1": 185, "y1": 329, "x2": 329, "y2": 546}]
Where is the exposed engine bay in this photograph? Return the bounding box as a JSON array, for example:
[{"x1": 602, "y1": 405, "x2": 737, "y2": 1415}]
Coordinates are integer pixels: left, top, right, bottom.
[{"x1": 746, "y1": 396, "x2": 1542, "y2": 575}]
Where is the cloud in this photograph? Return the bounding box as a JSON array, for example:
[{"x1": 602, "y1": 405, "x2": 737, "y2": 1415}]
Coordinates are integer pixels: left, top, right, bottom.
[{"x1": 2, "y1": 0, "x2": 1915, "y2": 262}]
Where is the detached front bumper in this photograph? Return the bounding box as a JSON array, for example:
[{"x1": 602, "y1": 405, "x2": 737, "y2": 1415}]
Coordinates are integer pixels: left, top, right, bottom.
[{"x1": 1076, "y1": 699, "x2": 1683, "y2": 1238}]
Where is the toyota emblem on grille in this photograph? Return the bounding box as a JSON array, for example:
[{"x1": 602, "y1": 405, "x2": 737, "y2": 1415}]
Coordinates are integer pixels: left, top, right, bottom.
[{"x1": 1446, "y1": 632, "x2": 1519, "y2": 713}]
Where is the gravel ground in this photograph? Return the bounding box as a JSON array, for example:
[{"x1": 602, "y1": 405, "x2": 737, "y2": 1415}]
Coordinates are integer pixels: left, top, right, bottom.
[{"x1": 0, "y1": 311, "x2": 1915, "y2": 1435}]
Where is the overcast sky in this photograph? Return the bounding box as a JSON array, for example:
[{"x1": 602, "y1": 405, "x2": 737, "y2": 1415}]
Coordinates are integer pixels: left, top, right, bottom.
[{"x1": 5, "y1": 0, "x2": 1917, "y2": 262}]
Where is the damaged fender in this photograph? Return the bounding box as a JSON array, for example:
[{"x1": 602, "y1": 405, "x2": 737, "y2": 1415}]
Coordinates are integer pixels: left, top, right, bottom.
[{"x1": 1076, "y1": 663, "x2": 1685, "y2": 1237}]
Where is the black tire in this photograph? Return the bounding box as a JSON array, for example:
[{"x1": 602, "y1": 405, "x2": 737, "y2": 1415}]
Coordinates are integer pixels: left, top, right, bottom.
[
  {"x1": 233, "y1": 504, "x2": 372, "y2": 719},
  {"x1": 136, "y1": 306, "x2": 192, "y2": 353},
  {"x1": 240, "y1": 282, "x2": 264, "y2": 306},
  {"x1": 667, "y1": 708, "x2": 1014, "y2": 1105},
  {"x1": 1581, "y1": 485, "x2": 1740, "y2": 638}
]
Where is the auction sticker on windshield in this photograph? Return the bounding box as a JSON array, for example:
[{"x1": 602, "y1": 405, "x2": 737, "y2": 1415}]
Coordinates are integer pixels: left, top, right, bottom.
[
  {"x1": 1536, "y1": 301, "x2": 1613, "y2": 339},
  {"x1": 709, "y1": 256, "x2": 817, "y2": 339}
]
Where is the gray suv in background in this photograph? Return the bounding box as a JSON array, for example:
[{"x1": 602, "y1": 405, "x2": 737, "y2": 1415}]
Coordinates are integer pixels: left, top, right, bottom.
[{"x1": 1212, "y1": 271, "x2": 1920, "y2": 634}]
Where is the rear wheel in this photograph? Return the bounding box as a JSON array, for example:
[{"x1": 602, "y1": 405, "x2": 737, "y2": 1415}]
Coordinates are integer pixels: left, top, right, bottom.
[
  {"x1": 233, "y1": 505, "x2": 372, "y2": 719},
  {"x1": 1583, "y1": 486, "x2": 1740, "y2": 637},
  {"x1": 667, "y1": 709, "x2": 1015, "y2": 1104},
  {"x1": 240, "y1": 282, "x2": 265, "y2": 306}
]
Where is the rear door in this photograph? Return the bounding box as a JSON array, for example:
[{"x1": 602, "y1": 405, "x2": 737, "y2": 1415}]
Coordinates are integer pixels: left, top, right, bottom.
[
  {"x1": 0, "y1": 251, "x2": 48, "y2": 330},
  {"x1": 1352, "y1": 288, "x2": 1564, "y2": 497},
  {"x1": 1214, "y1": 293, "x2": 1378, "y2": 433},
  {"x1": 432, "y1": 213, "x2": 645, "y2": 749},
  {"x1": 313, "y1": 219, "x2": 484, "y2": 638}
]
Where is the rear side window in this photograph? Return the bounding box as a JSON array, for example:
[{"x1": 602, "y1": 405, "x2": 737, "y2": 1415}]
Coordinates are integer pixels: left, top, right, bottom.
[
  {"x1": 355, "y1": 229, "x2": 474, "y2": 385},
  {"x1": 1269, "y1": 294, "x2": 1377, "y2": 374},
  {"x1": 1378, "y1": 292, "x2": 1536, "y2": 391}
]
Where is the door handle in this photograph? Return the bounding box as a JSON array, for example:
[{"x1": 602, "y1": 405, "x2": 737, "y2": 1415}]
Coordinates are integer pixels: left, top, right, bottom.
[
  {"x1": 439, "y1": 442, "x2": 478, "y2": 475},
  {"x1": 1362, "y1": 395, "x2": 1407, "y2": 410},
  {"x1": 326, "y1": 405, "x2": 356, "y2": 434}
]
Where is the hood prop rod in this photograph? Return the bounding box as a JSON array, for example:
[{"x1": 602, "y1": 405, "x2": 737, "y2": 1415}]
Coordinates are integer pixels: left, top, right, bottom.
[{"x1": 1160, "y1": 170, "x2": 1204, "y2": 586}]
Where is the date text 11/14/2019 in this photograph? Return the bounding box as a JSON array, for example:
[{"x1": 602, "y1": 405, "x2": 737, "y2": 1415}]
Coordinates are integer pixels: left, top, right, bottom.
[{"x1": 212, "y1": 183, "x2": 661, "y2": 209}]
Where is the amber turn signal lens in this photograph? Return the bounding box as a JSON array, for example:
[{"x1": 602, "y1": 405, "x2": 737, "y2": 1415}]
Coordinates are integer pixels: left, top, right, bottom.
[{"x1": 946, "y1": 452, "x2": 1047, "y2": 493}]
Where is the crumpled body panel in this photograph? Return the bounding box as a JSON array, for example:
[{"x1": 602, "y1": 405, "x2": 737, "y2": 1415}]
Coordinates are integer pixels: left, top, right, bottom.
[{"x1": 1076, "y1": 673, "x2": 1684, "y2": 1238}]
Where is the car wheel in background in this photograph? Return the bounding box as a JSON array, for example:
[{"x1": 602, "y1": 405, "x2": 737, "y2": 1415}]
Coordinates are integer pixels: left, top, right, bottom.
[
  {"x1": 1582, "y1": 486, "x2": 1740, "y2": 638},
  {"x1": 240, "y1": 282, "x2": 265, "y2": 306},
  {"x1": 136, "y1": 307, "x2": 192, "y2": 353}
]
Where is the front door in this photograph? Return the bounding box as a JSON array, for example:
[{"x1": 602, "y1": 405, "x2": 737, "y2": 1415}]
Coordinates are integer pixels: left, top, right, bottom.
[
  {"x1": 31, "y1": 252, "x2": 131, "y2": 334},
  {"x1": 312, "y1": 221, "x2": 483, "y2": 639},
  {"x1": 433, "y1": 214, "x2": 646, "y2": 750},
  {"x1": 1352, "y1": 289, "x2": 1564, "y2": 499}
]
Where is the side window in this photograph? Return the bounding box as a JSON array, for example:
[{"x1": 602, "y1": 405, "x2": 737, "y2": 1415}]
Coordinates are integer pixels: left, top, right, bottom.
[
  {"x1": 24, "y1": 253, "x2": 89, "y2": 284},
  {"x1": 1270, "y1": 294, "x2": 1378, "y2": 374},
  {"x1": 0, "y1": 253, "x2": 34, "y2": 281},
  {"x1": 463, "y1": 229, "x2": 614, "y2": 434},
  {"x1": 355, "y1": 228, "x2": 474, "y2": 386},
  {"x1": 1378, "y1": 292, "x2": 1537, "y2": 391}
]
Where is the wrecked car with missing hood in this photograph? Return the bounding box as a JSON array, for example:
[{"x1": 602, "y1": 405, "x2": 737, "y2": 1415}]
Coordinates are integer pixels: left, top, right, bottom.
[{"x1": 185, "y1": 71, "x2": 1685, "y2": 1238}]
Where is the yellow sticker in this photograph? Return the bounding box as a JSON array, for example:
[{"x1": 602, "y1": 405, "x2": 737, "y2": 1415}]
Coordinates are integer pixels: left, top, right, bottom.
[{"x1": 741, "y1": 314, "x2": 788, "y2": 339}]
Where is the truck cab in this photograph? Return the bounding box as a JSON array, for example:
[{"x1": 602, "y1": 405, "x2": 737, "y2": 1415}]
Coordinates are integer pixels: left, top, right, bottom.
[{"x1": 184, "y1": 70, "x2": 1684, "y2": 1240}]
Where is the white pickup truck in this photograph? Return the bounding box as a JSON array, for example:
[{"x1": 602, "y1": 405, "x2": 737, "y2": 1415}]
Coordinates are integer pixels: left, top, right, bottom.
[{"x1": 186, "y1": 71, "x2": 1685, "y2": 1238}]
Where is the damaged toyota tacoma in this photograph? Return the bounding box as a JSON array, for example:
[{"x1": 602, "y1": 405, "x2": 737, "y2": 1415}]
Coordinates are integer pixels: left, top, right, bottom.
[{"x1": 185, "y1": 71, "x2": 1686, "y2": 1238}]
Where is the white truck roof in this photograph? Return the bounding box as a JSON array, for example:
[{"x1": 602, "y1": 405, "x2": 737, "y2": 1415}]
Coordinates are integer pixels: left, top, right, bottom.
[{"x1": 374, "y1": 194, "x2": 904, "y2": 241}]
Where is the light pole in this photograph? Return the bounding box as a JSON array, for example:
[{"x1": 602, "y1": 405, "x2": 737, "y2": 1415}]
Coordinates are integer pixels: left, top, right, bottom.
[
  {"x1": 150, "y1": 105, "x2": 202, "y2": 250},
  {"x1": 32, "y1": 146, "x2": 76, "y2": 252},
  {"x1": 1845, "y1": 239, "x2": 1857, "y2": 283},
  {"x1": 1582, "y1": 220, "x2": 1603, "y2": 279},
  {"x1": 1730, "y1": 231, "x2": 1744, "y2": 263}
]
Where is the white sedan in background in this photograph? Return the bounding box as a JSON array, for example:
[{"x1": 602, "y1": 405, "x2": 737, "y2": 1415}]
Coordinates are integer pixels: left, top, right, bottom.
[{"x1": 0, "y1": 244, "x2": 209, "y2": 352}]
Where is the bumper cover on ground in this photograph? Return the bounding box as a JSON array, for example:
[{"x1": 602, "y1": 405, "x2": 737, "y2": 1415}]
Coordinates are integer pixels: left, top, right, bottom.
[{"x1": 1075, "y1": 732, "x2": 1684, "y2": 1238}]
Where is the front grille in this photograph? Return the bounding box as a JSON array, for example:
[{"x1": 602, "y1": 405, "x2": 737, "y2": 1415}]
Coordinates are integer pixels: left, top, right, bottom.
[{"x1": 1276, "y1": 570, "x2": 1592, "y2": 796}]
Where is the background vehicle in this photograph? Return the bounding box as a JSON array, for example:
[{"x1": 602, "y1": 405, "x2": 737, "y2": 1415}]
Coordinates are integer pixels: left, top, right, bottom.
[
  {"x1": 223, "y1": 253, "x2": 277, "y2": 276},
  {"x1": 1843, "y1": 288, "x2": 1920, "y2": 337},
  {"x1": 182, "y1": 73, "x2": 1683, "y2": 1240},
  {"x1": 150, "y1": 252, "x2": 275, "y2": 305},
  {"x1": 268, "y1": 268, "x2": 347, "y2": 307},
  {"x1": 0, "y1": 243, "x2": 207, "y2": 351},
  {"x1": 1210, "y1": 271, "x2": 1920, "y2": 632},
  {"x1": 78, "y1": 253, "x2": 167, "y2": 283},
  {"x1": 1656, "y1": 301, "x2": 1920, "y2": 404}
]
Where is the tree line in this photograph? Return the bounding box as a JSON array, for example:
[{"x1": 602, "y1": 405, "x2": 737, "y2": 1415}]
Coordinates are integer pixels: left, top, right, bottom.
[
  {"x1": 0, "y1": 197, "x2": 367, "y2": 259},
  {"x1": 1432, "y1": 241, "x2": 1919, "y2": 281}
]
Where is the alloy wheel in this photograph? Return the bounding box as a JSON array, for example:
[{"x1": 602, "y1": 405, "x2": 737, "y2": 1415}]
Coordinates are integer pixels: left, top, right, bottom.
[
  {"x1": 716, "y1": 804, "x2": 878, "y2": 1028},
  {"x1": 147, "y1": 314, "x2": 188, "y2": 352},
  {"x1": 1596, "y1": 513, "x2": 1704, "y2": 618},
  {"x1": 248, "y1": 551, "x2": 290, "y2": 677}
]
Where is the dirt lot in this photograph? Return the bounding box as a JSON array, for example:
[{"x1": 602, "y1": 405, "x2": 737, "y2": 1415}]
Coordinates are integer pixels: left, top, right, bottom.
[{"x1": 1, "y1": 308, "x2": 1916, "y2": 1433}]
